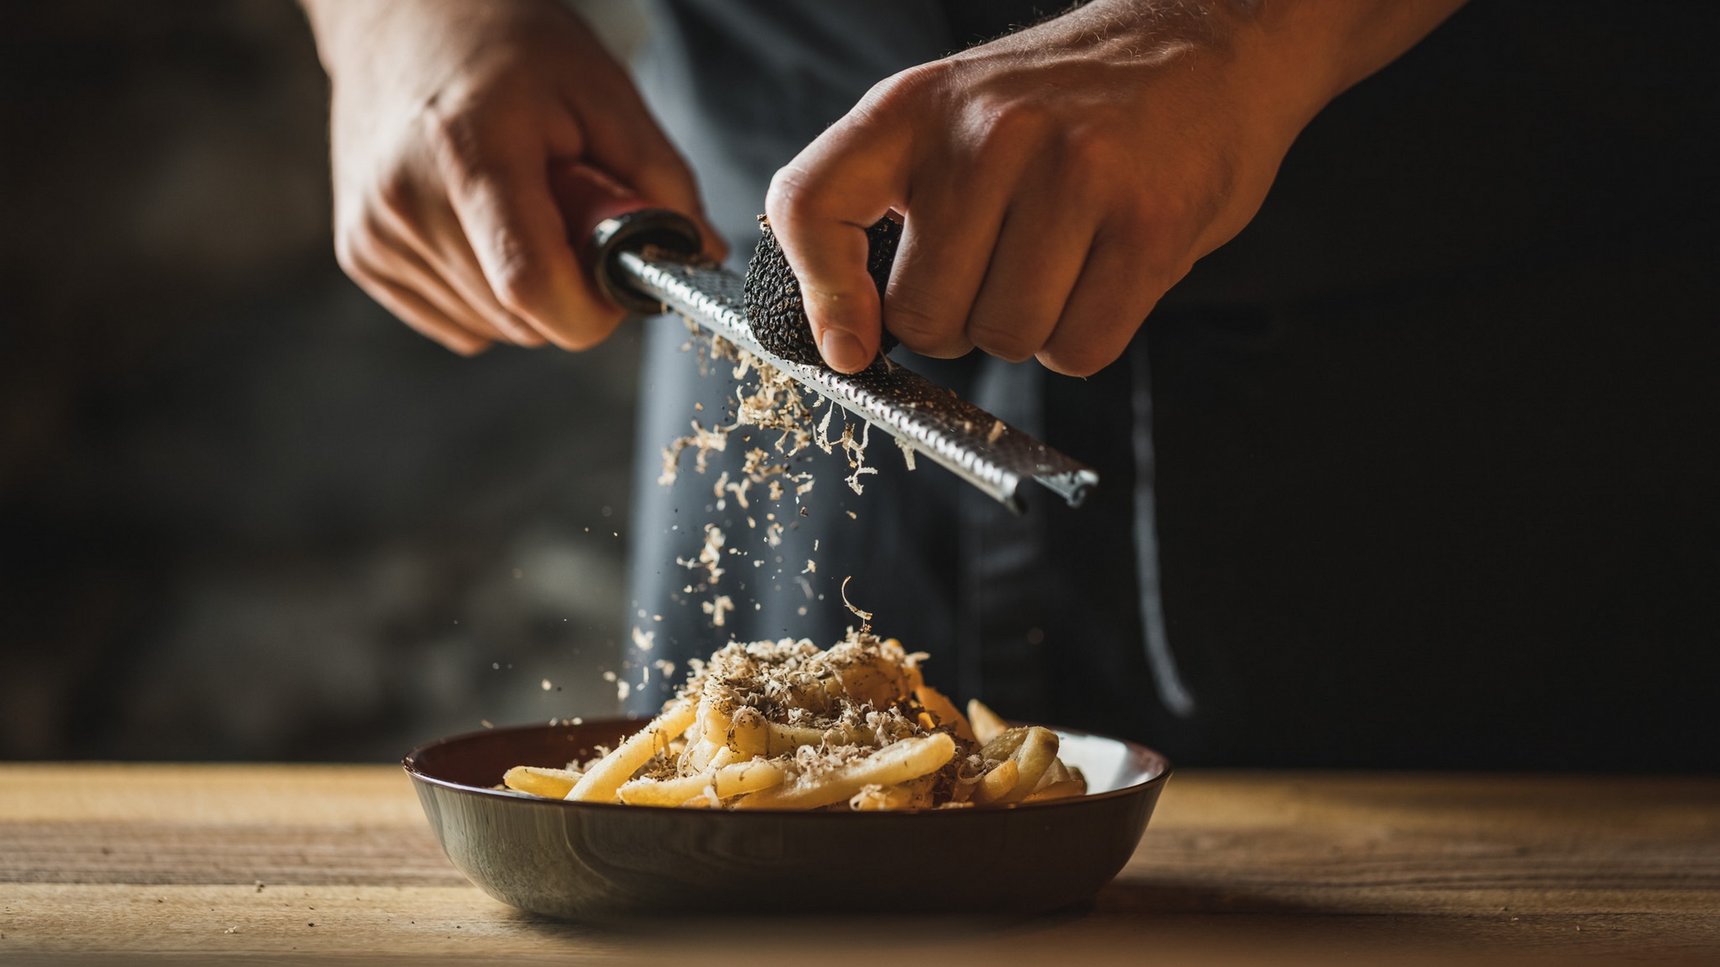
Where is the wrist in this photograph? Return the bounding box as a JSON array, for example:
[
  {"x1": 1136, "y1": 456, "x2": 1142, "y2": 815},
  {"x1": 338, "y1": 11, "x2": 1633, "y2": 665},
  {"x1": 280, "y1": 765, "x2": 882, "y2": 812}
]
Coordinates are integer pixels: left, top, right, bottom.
[
  {"x1": 300, "y1": 0, "x2": 372, "y2": 78},
  {"x1": 1245, "y1": 0, "x2": 1470, "y2": 118},
  {"x1": 1066, "y1": 0, "x2": 1331, "y2": 160},
  {"x1": 1155, "y1": 0, "x2": 1469, "y2": 164}
]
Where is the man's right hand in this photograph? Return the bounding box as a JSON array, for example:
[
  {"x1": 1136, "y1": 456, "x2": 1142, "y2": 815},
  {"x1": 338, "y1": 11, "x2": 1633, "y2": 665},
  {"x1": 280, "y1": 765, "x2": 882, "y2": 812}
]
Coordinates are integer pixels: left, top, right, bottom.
[{"x1": 302, "y1": 0, "x2": 722, "y2": 354}]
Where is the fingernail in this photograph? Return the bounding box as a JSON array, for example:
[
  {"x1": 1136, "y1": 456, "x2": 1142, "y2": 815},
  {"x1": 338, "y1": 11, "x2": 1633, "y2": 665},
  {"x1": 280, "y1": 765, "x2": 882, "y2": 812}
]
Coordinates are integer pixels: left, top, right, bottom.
[{"x1": 819, "y1": 330, "x2": 869, "y2": 372}]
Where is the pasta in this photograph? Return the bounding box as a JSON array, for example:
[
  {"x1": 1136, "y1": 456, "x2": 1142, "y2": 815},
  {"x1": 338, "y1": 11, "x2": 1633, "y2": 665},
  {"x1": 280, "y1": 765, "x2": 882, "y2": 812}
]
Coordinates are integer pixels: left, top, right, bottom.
[{"x1": 503, "y1": 631, "x2": 1085, "y2": 811}]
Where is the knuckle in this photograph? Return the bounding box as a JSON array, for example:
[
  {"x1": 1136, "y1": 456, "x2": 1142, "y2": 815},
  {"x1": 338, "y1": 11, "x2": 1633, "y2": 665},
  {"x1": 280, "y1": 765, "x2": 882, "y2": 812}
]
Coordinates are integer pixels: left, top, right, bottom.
[
  {"x1": 332, "y1": 233, "x2": 362, "y2": 277},
  {"x1": 489, "y1": 256, "x2": 548, "y2": 317},
  {"x1": 1038, "y1": 344, "x2": 1113, "y2": 378},
  {"x1": 506, "y1": 326, "x2": 547, "y2": 349},
  {"x1": 971, "y1": 98, "x2": 1050, "y2": 150},
  {"x1": 884, "y1": 299, "x2": 960, "y2": 353},
  {"x1": 423, "y1": 106, "x2": 494, "y2": 191},
  {"x1": 426, "y1": 108, "x2": 478, "y2": 162},
  {"x1": 488, "y1": 254, "x2": 619, "y2": 352},
  {"x1": 1147, "y1": 187, "x2": 1201, "y2": 230},
  {"x1": 332, "y1": 225, "x2": 376, "y2": 278},
  {"x1": 966, "y1": 318, "x2": 1039, "y2": 363},
  {"x1": 1055, "y1": 124, "x2": 1125, "y2": 181},
  {"x1": 446, "y1": 336, "x2": 487, "y2": 357},
  {"x1": 765, "y1": 165, "x2": 823, "y2": 227},
  {"x1": 857, "y1": 61, "x2": 953, "y2": 119},
  {"x1": 1107, "y1": 203, "x2": 1180, "y2": 267},
  {"x1": 541, "y1": 312, "x2": 620, "y2": 353},
  {"x1": 373, "y1": 166, "x2": 417, "y2": 215},
  {"x1": 1039, "y1": 331, "x2": 1129, "y2": 377},
  {"x1": 1108, "y1": 197, "x2": 1161, "y2": 241},
  {"x1": 546, "y1": 319, "x2": 602, "y2": 351}
]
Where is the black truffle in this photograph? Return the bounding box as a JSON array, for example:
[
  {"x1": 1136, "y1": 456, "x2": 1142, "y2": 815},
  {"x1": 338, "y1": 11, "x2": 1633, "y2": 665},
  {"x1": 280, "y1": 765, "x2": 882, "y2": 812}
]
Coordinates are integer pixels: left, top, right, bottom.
[{"x1": 743, "y1": 215, "x2": 902, "y2": 367}]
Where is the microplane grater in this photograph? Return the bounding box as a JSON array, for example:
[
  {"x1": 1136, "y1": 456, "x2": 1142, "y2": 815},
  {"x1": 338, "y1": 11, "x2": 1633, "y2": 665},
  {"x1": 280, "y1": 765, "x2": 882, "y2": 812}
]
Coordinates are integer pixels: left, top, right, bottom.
[{"x1": 616, "y1": 249, "x2": 1099, "y2": 513}]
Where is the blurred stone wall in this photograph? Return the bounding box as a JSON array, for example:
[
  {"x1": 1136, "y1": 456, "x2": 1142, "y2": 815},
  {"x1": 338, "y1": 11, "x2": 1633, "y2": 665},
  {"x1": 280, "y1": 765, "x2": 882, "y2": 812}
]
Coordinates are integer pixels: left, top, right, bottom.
[{"x1": 1, "y1": 1, "x2": 632, "y2": 760}]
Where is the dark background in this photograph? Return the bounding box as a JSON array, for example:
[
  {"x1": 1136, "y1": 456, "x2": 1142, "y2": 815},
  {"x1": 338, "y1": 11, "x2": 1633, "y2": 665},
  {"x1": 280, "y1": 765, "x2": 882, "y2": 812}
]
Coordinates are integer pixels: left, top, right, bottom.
[
  {"x1": 3, "y1": 2, "x2": 1716, "y2": 767},
  {"x1": 2, "y1": 2, "x2": 635, "y2": 760}
]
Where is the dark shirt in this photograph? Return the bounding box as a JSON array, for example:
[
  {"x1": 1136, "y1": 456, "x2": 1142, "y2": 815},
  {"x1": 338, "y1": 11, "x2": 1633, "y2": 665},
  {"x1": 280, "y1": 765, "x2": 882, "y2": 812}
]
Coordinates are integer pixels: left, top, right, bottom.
[{"x1": 625, "y1": 1, "x2": 1720, "y2": 769}]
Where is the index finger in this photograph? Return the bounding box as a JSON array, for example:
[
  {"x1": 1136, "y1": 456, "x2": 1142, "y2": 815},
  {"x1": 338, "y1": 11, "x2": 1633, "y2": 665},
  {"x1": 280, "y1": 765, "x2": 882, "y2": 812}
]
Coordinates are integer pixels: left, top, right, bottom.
[
  {"x1": 764, "y1": 116, "x2": 908, "y2": 373},
  {"x1": 436, "y1": 143, "x2": 621, "y2": 351}
]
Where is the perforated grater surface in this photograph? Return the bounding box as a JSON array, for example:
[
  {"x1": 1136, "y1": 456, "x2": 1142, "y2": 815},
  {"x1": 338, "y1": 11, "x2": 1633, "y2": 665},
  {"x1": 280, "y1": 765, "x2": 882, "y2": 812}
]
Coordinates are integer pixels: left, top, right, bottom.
[{"x1": 616, "y1": 249, "x2": 1099, "y2": 513}]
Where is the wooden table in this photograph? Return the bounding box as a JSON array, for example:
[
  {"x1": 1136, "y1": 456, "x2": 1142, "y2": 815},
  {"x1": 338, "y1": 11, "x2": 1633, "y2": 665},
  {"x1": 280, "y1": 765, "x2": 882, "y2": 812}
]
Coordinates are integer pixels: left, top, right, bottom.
[{"x1": 2, "y1": 765, "x2": 1716, "y2": 965}]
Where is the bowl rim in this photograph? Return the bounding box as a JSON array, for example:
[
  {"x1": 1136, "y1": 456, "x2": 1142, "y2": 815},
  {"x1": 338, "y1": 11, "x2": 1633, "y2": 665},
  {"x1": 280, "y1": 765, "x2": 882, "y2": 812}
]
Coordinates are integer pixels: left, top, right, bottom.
[{"x1": 403, "y1": 717, "x2": 1173, "y2": 816}]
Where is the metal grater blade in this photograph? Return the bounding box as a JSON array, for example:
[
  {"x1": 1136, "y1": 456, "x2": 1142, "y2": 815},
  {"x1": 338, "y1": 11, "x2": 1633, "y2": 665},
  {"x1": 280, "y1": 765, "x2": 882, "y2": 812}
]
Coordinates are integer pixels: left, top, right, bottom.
[{"x1": 618, "y1": 249, "x2": 1099, "y2": 513}]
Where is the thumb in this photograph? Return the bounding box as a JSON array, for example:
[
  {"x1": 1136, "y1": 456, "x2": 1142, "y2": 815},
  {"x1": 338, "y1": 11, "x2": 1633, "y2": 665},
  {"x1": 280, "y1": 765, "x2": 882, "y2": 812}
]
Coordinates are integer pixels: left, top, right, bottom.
[{"x1": 763, "y1": 118, "x2": 907, "y2": 373}]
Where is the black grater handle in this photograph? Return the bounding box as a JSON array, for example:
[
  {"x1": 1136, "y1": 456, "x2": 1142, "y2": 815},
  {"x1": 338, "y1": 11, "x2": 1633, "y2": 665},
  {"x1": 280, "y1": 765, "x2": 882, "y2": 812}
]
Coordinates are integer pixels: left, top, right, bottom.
[{"x1": 549, "y1": 163, "x2": 703, "y2": 315}]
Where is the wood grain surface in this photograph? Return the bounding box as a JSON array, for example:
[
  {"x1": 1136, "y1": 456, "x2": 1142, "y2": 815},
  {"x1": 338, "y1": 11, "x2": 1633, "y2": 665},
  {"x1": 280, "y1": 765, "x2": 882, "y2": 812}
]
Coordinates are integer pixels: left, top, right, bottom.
[{"x1": 2, "y1": 765, "x2": 1717, "y2": 965}]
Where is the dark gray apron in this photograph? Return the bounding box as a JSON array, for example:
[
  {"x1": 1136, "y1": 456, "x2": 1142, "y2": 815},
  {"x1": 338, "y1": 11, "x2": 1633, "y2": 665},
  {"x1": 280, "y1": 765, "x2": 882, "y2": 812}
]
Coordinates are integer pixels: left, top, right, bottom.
[{"x1": 623, "y1": 1, "x2": 1720, "y2": 769}]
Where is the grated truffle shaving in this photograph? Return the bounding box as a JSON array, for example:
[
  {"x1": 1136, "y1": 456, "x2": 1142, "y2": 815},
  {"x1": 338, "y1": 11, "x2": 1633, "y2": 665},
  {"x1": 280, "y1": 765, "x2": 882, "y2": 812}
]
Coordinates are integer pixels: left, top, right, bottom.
[
  {"x1": 671, "y1": 628, "x2": 955, "y2": 786},
  {"x1": 702, "y1": 594, "x2": 735, "y2": 627}
]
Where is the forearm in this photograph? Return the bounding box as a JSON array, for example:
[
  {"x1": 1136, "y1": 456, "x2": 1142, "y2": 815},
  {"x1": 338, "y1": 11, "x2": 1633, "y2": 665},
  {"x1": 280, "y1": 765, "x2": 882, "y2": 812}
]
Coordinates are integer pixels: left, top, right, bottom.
[
  {"x1": 1062, "y1": 0, "x2": 1464, "y2": 147},
  {"x1": 300, "y1": 0, "x2": 488, "y2": 83},
  {"x1": 1243, "y1": 0, "x2": 1470, "y2": 125},
  {"x1": 298, "y1": 0, "x2": 381, "y2": 73}
]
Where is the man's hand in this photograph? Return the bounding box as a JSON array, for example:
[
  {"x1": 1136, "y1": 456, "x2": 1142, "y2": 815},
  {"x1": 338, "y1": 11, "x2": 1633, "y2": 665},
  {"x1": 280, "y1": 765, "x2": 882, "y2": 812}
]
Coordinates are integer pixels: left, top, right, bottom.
[
  {"x1": 303, "y1": 0, "x2": 722, "y2": 355},
  {"x1": 766, "y1": 0, "x2": 1464, "y2": 375}
]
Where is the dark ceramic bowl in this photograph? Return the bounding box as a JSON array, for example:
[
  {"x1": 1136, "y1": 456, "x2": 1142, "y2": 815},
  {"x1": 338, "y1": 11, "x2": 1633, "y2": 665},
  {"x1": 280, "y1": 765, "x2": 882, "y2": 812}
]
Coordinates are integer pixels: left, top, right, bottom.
[{"x1": 405, "y1": 719, "x2": 1170, "y2": 920}]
